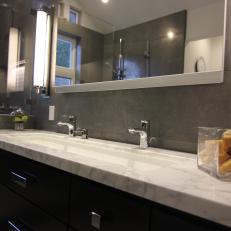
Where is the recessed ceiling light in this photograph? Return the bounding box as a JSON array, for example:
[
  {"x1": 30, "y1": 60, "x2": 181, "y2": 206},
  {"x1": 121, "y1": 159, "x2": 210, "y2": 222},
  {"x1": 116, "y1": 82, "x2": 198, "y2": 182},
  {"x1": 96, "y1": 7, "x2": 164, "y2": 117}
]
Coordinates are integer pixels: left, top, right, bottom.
[
  {"x1": 102, "y1": 0, "x2": 109, "y2": 3},
  {"x1": 167, "y1": 31, "x2": 175, "y2": 39}
]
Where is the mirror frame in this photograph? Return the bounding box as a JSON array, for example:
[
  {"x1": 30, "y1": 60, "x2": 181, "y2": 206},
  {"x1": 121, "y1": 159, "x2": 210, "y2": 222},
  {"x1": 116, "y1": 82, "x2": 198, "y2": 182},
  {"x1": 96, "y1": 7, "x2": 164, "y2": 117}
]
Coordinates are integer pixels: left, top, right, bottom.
[{"x1": 54, "y1": 0, "x2": 227, "y2": 94}]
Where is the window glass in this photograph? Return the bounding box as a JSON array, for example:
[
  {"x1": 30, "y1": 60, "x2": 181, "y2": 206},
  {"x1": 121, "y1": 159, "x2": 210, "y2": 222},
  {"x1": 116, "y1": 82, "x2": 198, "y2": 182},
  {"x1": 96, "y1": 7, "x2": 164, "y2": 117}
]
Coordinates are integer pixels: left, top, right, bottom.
[
  {"x1": 55, "y1": 76, "x2": 72, "y2": 86},
  {"x1": 69, "y1": 9, "x2": 79, "y2": 24},
  {"x1": 56, "y1": 34, "x2": 77, "y2": 87},
  {"x1": 56, "y1": 38, "x2": 72, "y2": 68}
]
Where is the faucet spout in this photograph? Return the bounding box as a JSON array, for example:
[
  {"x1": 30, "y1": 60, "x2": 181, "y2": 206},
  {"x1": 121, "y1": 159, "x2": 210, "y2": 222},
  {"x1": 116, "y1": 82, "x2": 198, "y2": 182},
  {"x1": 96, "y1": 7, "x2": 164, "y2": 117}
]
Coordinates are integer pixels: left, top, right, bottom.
[
  {"x1": 57, "y1": 115, "x2": 88, "y2": 139},
  {"x1": 128, "y1": 120, "x2": 151, "y2": 149},
  {"x1": 128, "y1": 128, "x2": 148, "y2": 149},
  {"x1": 57, "y1": 122, "x2": 74, "y2": 136}
]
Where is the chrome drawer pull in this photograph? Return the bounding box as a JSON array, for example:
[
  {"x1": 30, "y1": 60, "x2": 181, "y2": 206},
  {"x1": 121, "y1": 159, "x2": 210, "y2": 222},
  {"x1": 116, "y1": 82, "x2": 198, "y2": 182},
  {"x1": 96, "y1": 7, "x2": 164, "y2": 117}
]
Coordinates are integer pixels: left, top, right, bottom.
[
  {"x1": 10, "y1": 171, "x2": 27, "y2": 188},
  {"x1": 91, "y1": 211, "x2": 101, "y2": 230},
  {"x1": 8, "y1": 220, "x2": 21, "y2": 231},
  {"x1": 8, "y1": 219, "x2": 32, "y2": 231}
]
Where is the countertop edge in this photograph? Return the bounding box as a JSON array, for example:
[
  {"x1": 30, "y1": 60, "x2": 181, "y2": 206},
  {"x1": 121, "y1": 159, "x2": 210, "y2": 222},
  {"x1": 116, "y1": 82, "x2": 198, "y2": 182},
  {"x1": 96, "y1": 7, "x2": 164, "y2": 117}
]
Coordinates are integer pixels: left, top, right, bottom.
[{"x1": 0, "y1": 138, "x2": 230, "y2": 228}]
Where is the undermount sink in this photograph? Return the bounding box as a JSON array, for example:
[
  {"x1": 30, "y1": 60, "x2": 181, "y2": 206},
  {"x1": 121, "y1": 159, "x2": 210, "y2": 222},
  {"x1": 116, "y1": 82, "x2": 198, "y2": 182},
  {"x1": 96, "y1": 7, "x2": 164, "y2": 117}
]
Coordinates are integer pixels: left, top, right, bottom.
[{"x1": 5, "y1": 131, "x2": 194, "y2": 167}]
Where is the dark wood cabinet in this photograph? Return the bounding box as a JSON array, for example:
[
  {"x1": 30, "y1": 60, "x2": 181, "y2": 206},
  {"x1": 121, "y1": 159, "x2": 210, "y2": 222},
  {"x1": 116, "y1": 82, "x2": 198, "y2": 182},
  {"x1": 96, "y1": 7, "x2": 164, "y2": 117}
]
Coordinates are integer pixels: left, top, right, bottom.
[
  {"x1": 151, "y1": 204, "x2": 230, "y2": 231},
  {"x1": 69, "y1": 176, "x2": 150, "y2": 231},
  {"x1": 0, "y1": 151, "x2": 70, "y2": 223},
  {"x1": 0, "y1": 149, "x2": 230, "y2": 231},
  {"x1": 0, "y1": 184, "x2": 67, "y2": 231},
  {"x1": 0, "y1": 150, "x2": 9, "y2": 184}
]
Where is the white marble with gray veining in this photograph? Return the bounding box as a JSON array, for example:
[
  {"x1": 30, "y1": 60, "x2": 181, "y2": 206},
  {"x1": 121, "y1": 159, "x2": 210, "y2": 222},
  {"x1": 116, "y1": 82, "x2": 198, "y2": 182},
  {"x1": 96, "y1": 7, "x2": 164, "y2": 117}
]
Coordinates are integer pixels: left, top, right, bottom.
[{"x1": 0, "y1": 130, "x2": 230, "y2": 227}]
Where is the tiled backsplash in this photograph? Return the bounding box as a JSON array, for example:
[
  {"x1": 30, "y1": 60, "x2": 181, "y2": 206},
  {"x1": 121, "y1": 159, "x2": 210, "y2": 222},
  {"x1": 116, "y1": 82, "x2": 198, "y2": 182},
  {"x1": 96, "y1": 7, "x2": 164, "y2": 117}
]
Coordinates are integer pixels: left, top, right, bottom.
[{"x1": 1, "y1": 2, "x2": 230, "y2": 154}]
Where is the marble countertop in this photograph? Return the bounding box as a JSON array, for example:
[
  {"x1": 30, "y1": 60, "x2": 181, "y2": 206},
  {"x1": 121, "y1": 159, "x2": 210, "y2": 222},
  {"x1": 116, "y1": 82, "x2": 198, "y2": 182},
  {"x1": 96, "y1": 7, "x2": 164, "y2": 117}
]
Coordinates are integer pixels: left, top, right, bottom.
[{"x1": 0, "y1": 130, "x2": 230, "y2": 227}]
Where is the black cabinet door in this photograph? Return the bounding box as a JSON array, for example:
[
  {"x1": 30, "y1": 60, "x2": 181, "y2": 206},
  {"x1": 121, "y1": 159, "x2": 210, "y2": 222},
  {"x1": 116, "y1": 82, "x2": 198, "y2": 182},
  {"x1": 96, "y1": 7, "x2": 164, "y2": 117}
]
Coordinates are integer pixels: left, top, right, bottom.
[
  {"x1": 70, "y1": 176, "x2": 150, "y2": 231},
  {"x1": 0, "y1": 150, "x2": 70, "y2": 223},
  {"x1": 0, "y1": 184, "x2": 67, "y2": 231},
  {"x1": 0, "y1": 150, "x2": 9, "y2": 184},
  {"x1": 151, "y1": 204, "x2": 230, "y2": 231}
]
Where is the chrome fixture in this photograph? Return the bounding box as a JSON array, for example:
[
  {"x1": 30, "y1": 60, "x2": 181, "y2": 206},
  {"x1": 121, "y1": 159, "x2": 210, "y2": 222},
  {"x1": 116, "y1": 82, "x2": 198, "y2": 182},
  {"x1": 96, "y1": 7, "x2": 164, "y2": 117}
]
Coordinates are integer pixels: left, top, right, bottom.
[
  {"x1": 57, "y1": 115, "x2": 88, "y2": 139},
  {"x1": 128, "y1": 120, "x2": 151, "y2": 149},
  {"x1": 57, "y1": 121, "x2": 75, "y2": 136},
  {"x1": 113, "y1": 38, "x2": 126, "y2": 80},
  {"x1": 33, "y1": 8, "x2": 54, "y2": 96},
  {"x1": 144, "y1": 40, "x2": 151, "y2": 77}
]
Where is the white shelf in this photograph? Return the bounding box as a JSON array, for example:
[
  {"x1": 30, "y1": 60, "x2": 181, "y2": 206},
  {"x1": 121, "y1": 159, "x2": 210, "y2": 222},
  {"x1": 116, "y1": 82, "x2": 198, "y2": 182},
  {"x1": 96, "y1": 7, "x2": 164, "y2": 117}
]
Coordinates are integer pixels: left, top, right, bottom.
[{"x1": 55, "y1": 70, "x2": 223, "y2": 94}]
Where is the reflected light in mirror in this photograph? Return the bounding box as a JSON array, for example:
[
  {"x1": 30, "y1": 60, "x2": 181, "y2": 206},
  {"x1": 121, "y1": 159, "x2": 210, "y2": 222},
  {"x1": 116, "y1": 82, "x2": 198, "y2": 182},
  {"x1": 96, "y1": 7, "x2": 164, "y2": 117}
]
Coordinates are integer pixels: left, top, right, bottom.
[
  {"x1": 33, "y1": 10, "x2": 51, "y2": 90},
  {"x1": 167, "y1": 31, "x2": 175, "y2": 39},
  {"x1": 7, "y1": 28, "x2": 23, "y2": 93},
  {"x1": 102, "y1": 0, "x2": 109, "y2": 3}
]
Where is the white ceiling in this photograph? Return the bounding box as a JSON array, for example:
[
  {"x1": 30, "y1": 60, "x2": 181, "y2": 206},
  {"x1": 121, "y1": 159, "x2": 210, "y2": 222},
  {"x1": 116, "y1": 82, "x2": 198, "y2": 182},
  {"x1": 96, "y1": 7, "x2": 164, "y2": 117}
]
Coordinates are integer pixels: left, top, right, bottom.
[{"x1": 77, "y1": 0, "x2": 220, "y2": 30}]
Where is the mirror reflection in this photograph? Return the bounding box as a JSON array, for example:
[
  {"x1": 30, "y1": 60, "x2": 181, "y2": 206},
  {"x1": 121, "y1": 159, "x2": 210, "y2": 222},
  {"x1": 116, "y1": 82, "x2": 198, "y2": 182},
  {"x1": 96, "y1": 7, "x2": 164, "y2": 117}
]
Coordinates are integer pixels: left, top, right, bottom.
[
  {"x1": 0, "y1": 0, "x2": 29, "y2": 94},
  {"x1": 0, "y1": 0, "x2": 56, "y2": 97},
  {"x1": 54, "y1": 0, "x2": 225, "y2": 86}
]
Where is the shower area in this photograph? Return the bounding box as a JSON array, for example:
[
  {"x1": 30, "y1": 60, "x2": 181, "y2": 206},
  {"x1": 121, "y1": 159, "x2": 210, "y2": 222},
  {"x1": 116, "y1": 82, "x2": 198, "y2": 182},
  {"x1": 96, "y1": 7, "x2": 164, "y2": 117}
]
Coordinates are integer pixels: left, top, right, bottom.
[
  {"x1": 55, "y1": 7, "x2": 187, "y2": 84},
  {"x1": 102, "y1": 10, "x2": 187, "y2": 81}
]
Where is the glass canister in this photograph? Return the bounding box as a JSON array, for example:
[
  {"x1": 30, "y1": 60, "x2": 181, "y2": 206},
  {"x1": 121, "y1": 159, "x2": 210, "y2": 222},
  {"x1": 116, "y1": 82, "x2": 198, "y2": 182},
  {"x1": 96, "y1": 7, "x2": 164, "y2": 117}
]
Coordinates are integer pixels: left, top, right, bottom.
[{"x1": 198, "y1": 127, "x2": 231, "y2": 179}]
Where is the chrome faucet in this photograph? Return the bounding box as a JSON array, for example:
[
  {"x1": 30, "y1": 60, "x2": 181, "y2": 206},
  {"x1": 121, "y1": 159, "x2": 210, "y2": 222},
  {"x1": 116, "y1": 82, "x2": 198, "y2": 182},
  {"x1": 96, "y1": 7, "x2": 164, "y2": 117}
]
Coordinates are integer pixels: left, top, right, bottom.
[
  {"x1": 128, "y1": 120, "x2": 151, "y2": 149},
  {"x1": 57, "y1": 115, "x2": 88, "y2": 139},
  {"x1": 57, "y1": 122, "x2": 75, "y2": 136}
]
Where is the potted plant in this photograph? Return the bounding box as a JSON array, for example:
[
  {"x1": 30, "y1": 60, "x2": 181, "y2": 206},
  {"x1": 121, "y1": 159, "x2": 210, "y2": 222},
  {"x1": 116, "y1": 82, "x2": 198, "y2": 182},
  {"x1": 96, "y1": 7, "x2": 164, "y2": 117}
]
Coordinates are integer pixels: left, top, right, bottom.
[{"x1": 11, "y1": 108, "x2": 29, "y2": 130}]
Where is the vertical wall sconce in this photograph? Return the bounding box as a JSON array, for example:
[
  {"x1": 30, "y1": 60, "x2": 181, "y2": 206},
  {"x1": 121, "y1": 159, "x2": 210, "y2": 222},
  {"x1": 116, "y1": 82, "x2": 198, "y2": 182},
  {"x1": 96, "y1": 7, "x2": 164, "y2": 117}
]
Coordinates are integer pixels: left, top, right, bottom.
[
  {"x1": 33, "y1": 10, "x2": 51, "y2": 95},
  {"x1": 7, "y1": 27, "x2": 22, "y2": 93}
]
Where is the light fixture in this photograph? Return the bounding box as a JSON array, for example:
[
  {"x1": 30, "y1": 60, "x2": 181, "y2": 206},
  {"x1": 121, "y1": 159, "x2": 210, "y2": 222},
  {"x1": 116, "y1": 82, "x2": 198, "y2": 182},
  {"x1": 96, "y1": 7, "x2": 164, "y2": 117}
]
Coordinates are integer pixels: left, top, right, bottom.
[
  {"x1": 102, "y1": 0, "x2": 109, "y2": 3},
  {"x1": 7, "y1": 27, "x2": 23, "y2": 93},
  {"x1": 33, "y1": 10, "x2": 51, "y2": 94},
  {"x1": 167, "y1": 31, "x2": 175, "y2": 39}
]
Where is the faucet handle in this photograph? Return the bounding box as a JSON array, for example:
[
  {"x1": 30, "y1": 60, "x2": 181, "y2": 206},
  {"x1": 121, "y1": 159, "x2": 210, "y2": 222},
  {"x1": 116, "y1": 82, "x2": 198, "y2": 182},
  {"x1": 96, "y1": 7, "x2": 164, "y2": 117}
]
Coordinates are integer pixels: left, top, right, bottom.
[
  {"x1": 69, "y1": 115, "x2": 77, "y2": 121},
  {"x1": 141, "y1": 120, "x2": 149, "y2": 124},
  {"x1": 141, "y1": 120, "x2": 150, "y2": 129},
  {"x1": 81, "y1": 128, "x2": 88, "y2": 139}
]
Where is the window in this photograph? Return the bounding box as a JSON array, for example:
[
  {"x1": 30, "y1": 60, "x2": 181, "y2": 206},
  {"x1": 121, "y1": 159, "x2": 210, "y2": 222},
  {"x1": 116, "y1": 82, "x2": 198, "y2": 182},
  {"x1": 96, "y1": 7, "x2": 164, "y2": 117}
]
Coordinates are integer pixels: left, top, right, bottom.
[
  {"x1": 56, "y1": 38, "x2": 72, "y2": 68},
  {"x1": 69, "y1": 8, "x2": 80, "y2": 24},
  {"x1": 56, "y1": 34, "x2": 77, "y2": 86},
  {"x1": 55, "y1": 76, "x2": 72, "y2": 86}
]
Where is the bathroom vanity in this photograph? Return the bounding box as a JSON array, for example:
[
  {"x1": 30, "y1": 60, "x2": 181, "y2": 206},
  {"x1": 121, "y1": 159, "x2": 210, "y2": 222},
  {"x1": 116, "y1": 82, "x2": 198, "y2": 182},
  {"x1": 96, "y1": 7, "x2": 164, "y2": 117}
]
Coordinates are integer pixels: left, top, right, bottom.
[
  {"x1": 0, "y1": 0, "x2": 230, "y2": 230},
  {"x1": 0, "y1": 130, "x2": 230, "y2": 231}
]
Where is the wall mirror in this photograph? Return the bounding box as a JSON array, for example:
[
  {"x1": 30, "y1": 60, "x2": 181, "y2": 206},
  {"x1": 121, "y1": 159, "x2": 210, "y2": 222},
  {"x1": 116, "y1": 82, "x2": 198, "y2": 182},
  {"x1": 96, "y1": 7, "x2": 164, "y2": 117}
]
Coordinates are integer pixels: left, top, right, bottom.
[
  {"x1": 0, "y1": 0, "x2": 56, "y2": 112},
  {"x1": 0, "y1": 0, "x2": 32, "y2": 95},
  {"x1": 54, "y1": 0, "x2": 227, "y2": 93}
]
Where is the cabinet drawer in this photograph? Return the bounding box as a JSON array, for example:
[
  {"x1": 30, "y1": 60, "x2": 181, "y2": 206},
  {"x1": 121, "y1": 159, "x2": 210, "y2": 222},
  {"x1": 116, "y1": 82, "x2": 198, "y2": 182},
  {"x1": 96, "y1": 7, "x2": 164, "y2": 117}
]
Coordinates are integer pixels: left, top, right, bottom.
[
  {"x1": 0, "y1": 150, "x2": 70, "y2": 223},
  {"x1": 151, "y1": 204, "x2": 230, "y2": 231},
  {"x1": 0, "y1": 185, "x2": 67, "y2": 231},
  {"x1": 70, "y1": 176, "x2": 150, "y2": 231}
]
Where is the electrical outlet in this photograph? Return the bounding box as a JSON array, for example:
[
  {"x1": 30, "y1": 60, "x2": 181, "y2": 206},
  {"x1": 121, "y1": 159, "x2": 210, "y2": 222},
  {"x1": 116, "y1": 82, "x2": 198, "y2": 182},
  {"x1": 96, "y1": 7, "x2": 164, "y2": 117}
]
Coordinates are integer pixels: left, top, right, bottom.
[{"x1": 49, "y1": 106, "x2": 55, "y2": 121}]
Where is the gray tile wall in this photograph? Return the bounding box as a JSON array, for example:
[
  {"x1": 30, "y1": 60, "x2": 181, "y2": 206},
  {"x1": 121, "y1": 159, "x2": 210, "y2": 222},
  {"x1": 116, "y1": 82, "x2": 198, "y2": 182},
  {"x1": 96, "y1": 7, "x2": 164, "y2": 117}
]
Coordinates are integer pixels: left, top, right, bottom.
[
  {"x1": 48, "y1": 75, "x2": 230, "y2": 154},
  {"x1": 102, "y1": 11, "x2": 186, "y2": 81},
  {"x1": 58, "y1": 19, "x2": 104, "y2": 83},
  {"x1": 31, "y1": 2, "x2": 231, "y2": 154},
  {"x1": 112, "y1": 11, "x2": 186, "y2": 79},
  {"x1": 1, "y1": 2, "x2": 228, "y2": 155},
  {"x1": 0, "y1": 7, "x2": 11, "y2": 69}
]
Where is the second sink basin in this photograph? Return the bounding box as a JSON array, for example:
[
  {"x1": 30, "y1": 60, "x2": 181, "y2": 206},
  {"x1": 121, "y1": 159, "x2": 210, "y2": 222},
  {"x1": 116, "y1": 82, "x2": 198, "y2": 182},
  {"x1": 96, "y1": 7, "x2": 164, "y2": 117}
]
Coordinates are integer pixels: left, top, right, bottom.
[{"x1": 5, "y1": 131, "x2": 194, "y2": 169}]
